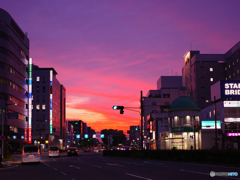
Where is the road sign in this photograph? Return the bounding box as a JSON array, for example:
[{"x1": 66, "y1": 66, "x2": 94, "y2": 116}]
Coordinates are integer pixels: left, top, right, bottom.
[{"x1": 0, "y1": 135, "x2": 5, "y2": 141}]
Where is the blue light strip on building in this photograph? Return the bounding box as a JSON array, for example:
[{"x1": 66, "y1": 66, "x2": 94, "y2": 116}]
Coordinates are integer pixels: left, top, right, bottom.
[{"x1": 50, "y1": 70, "x2": 53, "y2": 134}]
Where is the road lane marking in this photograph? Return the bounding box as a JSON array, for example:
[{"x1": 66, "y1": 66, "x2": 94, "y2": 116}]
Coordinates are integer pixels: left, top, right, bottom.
[
  {"x1": 69, "y1": 165, "x2": 81, "y2": 169},
  {"x1": 42, "y1": 162, "x2": 50, "y2": 167},
  {"x1": 0, "y1": 165, "x2": 18, "y2": 170},
  {"x1": 126, "y1": 162, "x2": 144, "y2": 165},
  {"x1": 92, "y1": 165, "x2": 102, "y2": 168},
  {"x1": 53, "y1": 168, "x2": 58, "y2": 170},
  {"x1": 179, "y1": 169, "x2": 240, "y2": 180},
  {"x1": 125, "y1": 173, "x2": 152, "y2": 180},
  {"x1": 60, "y1": 171, "x2": 67, "y2": 175},
  {"x1": 106, "y1": 163, "x2": 124, "y2": 167}
]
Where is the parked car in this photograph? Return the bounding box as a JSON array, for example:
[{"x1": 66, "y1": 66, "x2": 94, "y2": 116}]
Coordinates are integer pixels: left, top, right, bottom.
[
  {"x1": 93, "y1": 147, "x2": 99, "y2": 153},
  {"x1": 83, "y1": 147, "x2": 91, "y2": 152},
  {"x1": 21, "y1": 146, "x2": 41, "y2": 164},
  {"x1": 68, "y1": 147, "x2": 78, "y2": 156},
  {"x1": 49, "y1": 146, "x2": 60, "y2": 158}
]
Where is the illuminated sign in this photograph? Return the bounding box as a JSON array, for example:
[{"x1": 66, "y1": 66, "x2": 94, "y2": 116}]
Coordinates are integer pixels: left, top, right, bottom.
[
  {"x1": 228, "y1": 133, "x2": 240, "y2": 136},
  {"x1": 24, "y1": 129, "x2": 27, "y2": 142},
  {"x1": 93, "y1": 134, "x2": 96, "y2": 138},
  {"x1": 101, "y1": 134, "x2": 104, "y2": 138},
  {"x1": 223, "y1": 101, "x2": 240, "y2": 107},
  {"x1": 28, "y1": 58, "x2": 32, "y2": 143},
  {"x1": 221, "y1": 81, "x2": 240, "y2": 98},
  {"x1": 84, "y1": 134, "x2": 88, "y2": 138},
  {"x1": 150, "y1": 121, "x2": 152, "y2": 133},
  {"x1": 76, "y1": 134, "x2": 80, "y2": 138},
  {"x1": 224, "y1": 118, "x2": 240, "y2": 122},
  {"x1": 13, "y1": 136, "x2": 16, "y2": 139},
  {"x1": 201, "y1": 121, "x2": 221, "y2": 129},
  {"x1": 50, "y1": 70, "x2": 53, "y2": 134},
  {"x1": 21, "y1": 135, "x2": 24, "y2": 139}
]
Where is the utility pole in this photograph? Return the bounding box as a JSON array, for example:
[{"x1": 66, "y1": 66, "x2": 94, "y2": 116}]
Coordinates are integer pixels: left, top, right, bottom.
[
  {"x1": 141, "y1": 91, "x2": 143, "y2": 150},
  {"x1": 39, "y1": 117, "x2": 42, "y2": 154},
  {"x1": 214, "y1": 96, "x2": 218, "y2": 149}
]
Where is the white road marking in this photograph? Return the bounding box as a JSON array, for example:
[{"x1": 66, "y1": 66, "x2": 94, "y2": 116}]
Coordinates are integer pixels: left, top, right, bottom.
[
  {"x1": 53, "y1": 168, "x2": 58, "y2": 170},
  {"x1": 42, "y1": 162, "x2": 50, "y2": 166},
  {"x1": 125, "y1": 173, "x2": 152, "y2": 180},
  {"x1": 106, "y1": 163, "x2": 123, "y2": 167},
  {"x1": 60, "y1": 171, "x2": 67, "y2": 175},
  {"x1": 179, "y1": 169, "x2": 240, "y2": 180},
  {"x1": 92, "y1": 165, "x2": 102, "y2": 168},
  {"x1": 0, "y1": 165, "x2": 18, "y2": 170},
  {"x1": 69, "y1": 165, "x2": 81, "y2": 169}
]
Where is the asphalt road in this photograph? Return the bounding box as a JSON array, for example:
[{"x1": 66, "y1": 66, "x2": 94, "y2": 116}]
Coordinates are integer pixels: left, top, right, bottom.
[{"x1": 1, "y1": 151, "x2": 240, "y2": 180}]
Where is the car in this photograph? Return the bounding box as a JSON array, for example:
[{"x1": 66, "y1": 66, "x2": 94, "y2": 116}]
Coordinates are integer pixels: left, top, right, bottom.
[
  {"x1": 68, "y1": 147, "x2": 79, "y2": 156},
  {"x1": 83, "y1": 147, "x2": 91, "y2": 152},
  {"x1": 93, "y1": 147, "x2": 99, "y2": 153},
  {"x1": 49, "y1": 146, "x2": 60, "y2": 158},
  {"x1": 110, "y1": 146, "x2": 117, "y2": 150},
  {"x1": 21, "y1": 146, "x2": 41, "y2": 164}
]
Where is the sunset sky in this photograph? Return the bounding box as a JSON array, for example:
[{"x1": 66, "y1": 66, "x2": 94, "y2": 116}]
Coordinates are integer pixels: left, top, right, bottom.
[{"x1": 2, "y1": 1, "x2": 240, "y2": 134}]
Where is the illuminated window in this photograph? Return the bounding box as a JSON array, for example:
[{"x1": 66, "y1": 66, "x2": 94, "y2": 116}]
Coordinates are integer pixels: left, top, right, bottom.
[
  {"x1": 209, "y1": 111, "x2": 211, "y2": 118},
  {"x1": 209, "y1": 68, "x2": 213, "y2": 72},
  {"x1": 36, "y1": 76, "x2": 40, "y2": 82},
  {"x1": 225, "y1": 77, "x2": 228, "y2": 80},
  {"x1": 237, "y1": 70, "x2": 239, "y2": 74},
  {"x1": 42, "y1": 105, "x2": 45, "y2": 110},
  {"x1": 233, "y1": 73, "x2": 235, "y2": 76},
  {"x1": 229, "y1": 65, "x2": 231, "y2": 68},
  {"x1": 210, "y1": 78, "x2": 213, "y2": 82},
  {"x1": 237, "y1": 59, "x2": 239, "y2": 62},
  {"x1": 206, "y1": 100, "x2": 209, "y2": 102},
  {"x1": 36, "y1": 105, "x2": 40, "y2": 110},
  {"x1": 229, "y1": 75, "x2": 231, "y2": 78},
  {"x1": 225, "y1": 67, "x2": 227, "y2": 70},
  {"x1": 233, "y1": 62, "x2": 235, "y2": 65}
]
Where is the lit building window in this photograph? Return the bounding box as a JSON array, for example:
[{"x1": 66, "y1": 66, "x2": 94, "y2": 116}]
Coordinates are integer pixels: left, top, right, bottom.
[
  {"x1": 36, "y1": 105, "x2": 40, "y2": 110},
  {"x1": 209, "y1": 111, "x2": 211, "y2": 118},
  {"x1": 206, "y1": 100, "x2": 209, "y2": 102},
  {"x1": 226, "y1": 77, "x2": 228, "y2": 80},
  {"x1": 229, "y1": 65, "x2": 231, "y2": 68},
  {"x1": 209, "y1": 68, "x2": 213, "y2": 72},
  {"x1": 233, "y1": 62, "x2": 235, "y2": 65},
  {"x1": 237, "y1": 59, "x2": 239, "y2": 62},
  {"x1": 229, "y1": 75, "x2": 231, "y2": 78},
  {"x1": 237, "y1": 70, "x2": 239, "y2": 74},
  {"x1": 233, "y1": 73, "x2": 235, "y2": 76},
  {"x1": 42, "y1": 105, "x2": 45, "y2": 110},
  {"x1": 36, "y1": 76, "x2": 40, "y2": 82},
  {"x1": 210, "y1": 78, "x2": 213, "y2": 82},
  {"x1": 225, "y1": 67, "x2": 227, "y2": 70}
]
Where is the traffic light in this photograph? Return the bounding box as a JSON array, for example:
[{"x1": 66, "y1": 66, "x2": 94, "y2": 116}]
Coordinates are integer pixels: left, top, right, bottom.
[{"x1": 112, "y1": 106, "x2": 124, "y2": 114}]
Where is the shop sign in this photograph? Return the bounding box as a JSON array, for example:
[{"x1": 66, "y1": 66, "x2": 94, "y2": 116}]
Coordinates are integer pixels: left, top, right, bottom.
[
  {"x1": 171, "y1": 127, "x2": 199, "y2": 132},
  {"x1": 221, "y1": 80, "x2": 240, "y2": 98},
  {"x1": 223, "y1": 101, "x2": 240, "y2": 107},
  {"x1": 201, "y1": 121, "x2": 221, "y2": 129},
  {"x1": 227, "y1": 133, "x2": 240, "y2": 136}
]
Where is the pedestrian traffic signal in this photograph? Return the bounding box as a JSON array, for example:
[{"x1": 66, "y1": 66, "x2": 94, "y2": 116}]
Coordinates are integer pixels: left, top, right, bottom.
[{"x1": 112, "y1": 106, "x2": 124, "y2": 114}]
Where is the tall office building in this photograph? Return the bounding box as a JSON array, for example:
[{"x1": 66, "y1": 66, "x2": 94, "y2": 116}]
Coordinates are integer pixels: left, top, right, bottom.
[
  {"x1": 0, "y1": 9, "x2": 30, "y2": 152},
  {"x1": 32, "y1": 65, "x2": 66, "y2": 149},
  {"x1": 182, "y1": 41, "x2": 240, "y2": 109}
]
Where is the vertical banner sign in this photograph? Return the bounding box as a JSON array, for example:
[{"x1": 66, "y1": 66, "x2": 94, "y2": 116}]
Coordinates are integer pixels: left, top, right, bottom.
[
  {"x1": 28, "y1": 58, "x2": 32, "y2": 143},
  {"x1": 24, "y1": 129, "x2": 27, "y2": 142},
  {"x1": 150, "y1": 121, "x2": 152, "y2": 133},
  {"x1": 50, "y1": 70, "x2": 53, "y2": 134}
]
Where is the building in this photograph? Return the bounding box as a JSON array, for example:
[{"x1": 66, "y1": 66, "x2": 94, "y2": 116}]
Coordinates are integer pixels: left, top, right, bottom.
[
  {"x1": 31, "y1": 65, "x2": 66, "y2": 150},
  {"x1": 142, "y1": 76, "x2": 182, "y2": 149},
  {"x1": 167, "y1": 87, "x2": 201, "y2": 150},
  {"x1": 182, "y1": 41, "x2": 240, "y2": 109},
  {"x1": 127, "y1": 126, "x2": 140, "y2": 146},
  {"x1": 0, "y1": 8, "x2": 30, "y2": 153},
  {"x1": 68, "y1": 120, "x2": 84, "y2": 145}
]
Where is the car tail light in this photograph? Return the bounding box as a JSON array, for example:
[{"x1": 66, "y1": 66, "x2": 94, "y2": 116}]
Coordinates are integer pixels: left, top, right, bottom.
[
  {"x1": 49, "y1": 150, "x2": 51, "y2": 153},
  {"x1": 22, "y1": 149, "x2": 24, "y2": 155},
  {"x1": 75, "y1": 149, "x2": 78, "y2": 152},
  {"x1": 38, "y1": 149, "x2": 40, "y2": 155},
  {"x1": 57, "y1": 150, "x2": 59, "y2": 153},
  {"x1": 68, "y1": 150, "x2": 70, "y2": 152}
]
